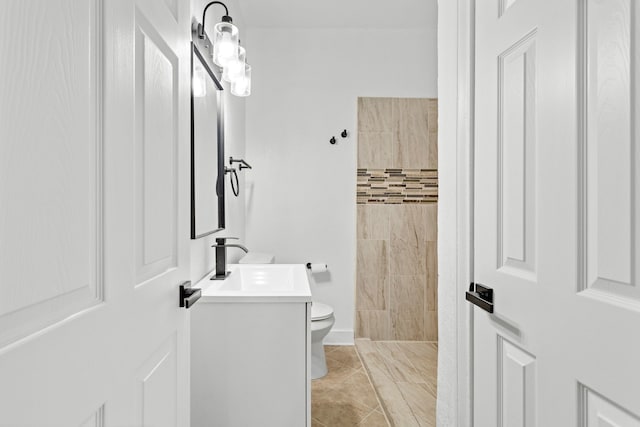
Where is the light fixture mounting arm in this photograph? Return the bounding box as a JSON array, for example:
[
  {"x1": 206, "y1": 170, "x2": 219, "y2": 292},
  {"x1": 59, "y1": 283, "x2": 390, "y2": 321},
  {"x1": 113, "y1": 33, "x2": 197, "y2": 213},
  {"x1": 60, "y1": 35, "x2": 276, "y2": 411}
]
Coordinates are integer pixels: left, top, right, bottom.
[{"x1": 200, "y1": 1, "x2": 232, "y2": 38}]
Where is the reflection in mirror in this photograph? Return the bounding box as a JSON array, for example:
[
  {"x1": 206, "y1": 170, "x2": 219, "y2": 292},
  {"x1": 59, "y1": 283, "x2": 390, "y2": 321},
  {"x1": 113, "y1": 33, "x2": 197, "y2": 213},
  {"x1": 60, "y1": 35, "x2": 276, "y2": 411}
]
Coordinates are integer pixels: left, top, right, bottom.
[{"x1": 191, "y1": 43, "x2": 225, "y2": 239}]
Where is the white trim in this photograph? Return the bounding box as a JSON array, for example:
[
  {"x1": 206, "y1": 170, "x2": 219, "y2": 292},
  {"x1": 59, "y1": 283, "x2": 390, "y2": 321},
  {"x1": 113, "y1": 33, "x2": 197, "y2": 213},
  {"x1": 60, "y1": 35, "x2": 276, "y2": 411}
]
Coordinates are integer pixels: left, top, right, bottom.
[
  {"x1": 324, "y1": 329, "x2": 354, "y2": 346},
  {"x1": 437, "y1": 0, "x2": 475, "y2": 426}
]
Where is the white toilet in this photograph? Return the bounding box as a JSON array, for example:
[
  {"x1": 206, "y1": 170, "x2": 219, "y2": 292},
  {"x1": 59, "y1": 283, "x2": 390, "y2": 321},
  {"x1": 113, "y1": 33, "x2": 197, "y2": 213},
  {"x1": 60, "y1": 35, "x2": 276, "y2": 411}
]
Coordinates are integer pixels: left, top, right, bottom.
[
  {"x1": 310, "y1": 301, "x2": 335, "y2": 379},
  {"x1": 239, "y1": 253, "x2": 335, "y2": 379}
]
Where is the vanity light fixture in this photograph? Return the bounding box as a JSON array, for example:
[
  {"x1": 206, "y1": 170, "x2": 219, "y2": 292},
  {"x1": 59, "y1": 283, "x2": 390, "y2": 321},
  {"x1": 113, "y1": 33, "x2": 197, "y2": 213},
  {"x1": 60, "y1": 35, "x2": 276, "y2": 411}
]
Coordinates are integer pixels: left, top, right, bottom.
[
  {"x1": 192, "y1": 63, "x2": 207, "y2": 98},
  {"x1": 231, "y1": 63, "x2": 251, "y2": 97},
  {"x1": 222, "y1": 44, "x2": 246, "y2": 83},
  {"x1": 199, "y1": 1, "x2": 251, "y2": 97}
]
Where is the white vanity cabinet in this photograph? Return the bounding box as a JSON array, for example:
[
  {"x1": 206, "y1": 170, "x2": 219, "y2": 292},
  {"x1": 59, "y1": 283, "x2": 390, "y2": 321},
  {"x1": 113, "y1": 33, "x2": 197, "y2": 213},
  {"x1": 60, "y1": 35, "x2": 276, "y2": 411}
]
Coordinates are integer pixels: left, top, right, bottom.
[{"x1": 191, "y1": 264, "x2": 312, "y2": 427}]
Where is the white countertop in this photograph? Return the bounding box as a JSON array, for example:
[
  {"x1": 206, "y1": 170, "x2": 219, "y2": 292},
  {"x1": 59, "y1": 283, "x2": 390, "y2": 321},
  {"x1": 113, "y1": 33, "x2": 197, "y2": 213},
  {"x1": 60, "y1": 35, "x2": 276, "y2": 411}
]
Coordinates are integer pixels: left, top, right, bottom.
[{"x1": 195, "y1": 264, "x2": 312, "y2": 303}]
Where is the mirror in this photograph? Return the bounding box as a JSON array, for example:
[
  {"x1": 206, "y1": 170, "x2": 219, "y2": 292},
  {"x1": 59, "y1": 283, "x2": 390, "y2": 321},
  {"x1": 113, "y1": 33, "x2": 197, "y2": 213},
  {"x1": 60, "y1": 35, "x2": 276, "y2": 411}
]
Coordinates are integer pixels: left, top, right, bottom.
[{"x1": 191, "y1": 42, "x2": 225, "y2": 239}]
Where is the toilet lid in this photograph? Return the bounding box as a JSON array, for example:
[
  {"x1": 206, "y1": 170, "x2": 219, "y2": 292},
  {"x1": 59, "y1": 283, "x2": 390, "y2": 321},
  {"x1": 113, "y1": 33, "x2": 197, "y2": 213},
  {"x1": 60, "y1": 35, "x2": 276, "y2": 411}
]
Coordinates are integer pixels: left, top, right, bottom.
[{"x1": 311, "y1": 302, "x2": 334, "y2": 321}]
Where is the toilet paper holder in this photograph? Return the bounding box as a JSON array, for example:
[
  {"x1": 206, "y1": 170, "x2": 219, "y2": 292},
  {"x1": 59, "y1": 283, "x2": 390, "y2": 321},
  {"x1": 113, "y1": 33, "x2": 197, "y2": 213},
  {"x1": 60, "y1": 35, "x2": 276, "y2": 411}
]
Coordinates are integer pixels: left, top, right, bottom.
[{"x1": 306, "y1": 262, "x2": 328, "y2": 272}]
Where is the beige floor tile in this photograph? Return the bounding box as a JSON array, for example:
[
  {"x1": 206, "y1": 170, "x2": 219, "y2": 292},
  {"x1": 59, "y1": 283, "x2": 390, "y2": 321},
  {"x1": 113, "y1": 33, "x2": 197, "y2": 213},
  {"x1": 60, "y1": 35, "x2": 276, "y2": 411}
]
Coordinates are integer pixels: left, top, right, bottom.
[
  {"x1": 327, "y1": 346, "x2": 362, "y2": 369},
  {"x1": 358, "y1": 409, "x2": 390, "y2": 427},
  {"x1": 313, "y1": 345, "x2": 386, "y2": 427},
  {"x1": 318, "y1": 362, "x2": 360, "y2": 387},
  {"x1": 312, "y1": 417, "x2": 326, "y2": 427},
  {"x1": 375, "y1": 382, "x2": 420, "y2": 427},
  {"x1": 312, "y1": 386, "x2": 374, "y2": 426},
  {"x1": 325, "y1": 345, "x2": 342, "y2": 354},
  {"x1": 372, "y1": 342, "x2": 421, "y2": 383},
  {"x1": 342, "y1": 369, "x2": 382, "y2": 410},
  {"x1": 359, "y1": 351, "x2": 397, "y2": 385},
  {"x1": 394, "y1": 342, "x2": 438, "y2": 386},
  {"x1": 356, "y1": 340, "x2": 437, "y2": 427},
  {"x1": 396, "y1": 382, "x2": 437, "y2": 427}
]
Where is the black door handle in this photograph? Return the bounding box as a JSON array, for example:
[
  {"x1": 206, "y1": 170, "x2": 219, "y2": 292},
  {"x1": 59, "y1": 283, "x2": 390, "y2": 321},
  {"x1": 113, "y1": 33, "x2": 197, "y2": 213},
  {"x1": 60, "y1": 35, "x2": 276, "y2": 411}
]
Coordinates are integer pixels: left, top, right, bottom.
[
  {"x1": 179, "y1": 281, "x2": 201, "y2": 309},
  {"x1": 466, "y1": 282, "x2": 494, "y2": 313}
]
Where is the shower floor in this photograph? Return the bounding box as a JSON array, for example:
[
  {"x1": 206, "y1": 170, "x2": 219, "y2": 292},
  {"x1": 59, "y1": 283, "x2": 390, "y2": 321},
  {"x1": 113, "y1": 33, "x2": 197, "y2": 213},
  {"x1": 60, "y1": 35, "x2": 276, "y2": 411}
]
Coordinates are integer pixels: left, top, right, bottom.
[{"x1": 355, "y1": 339, "x2": 438, "y2": 427}]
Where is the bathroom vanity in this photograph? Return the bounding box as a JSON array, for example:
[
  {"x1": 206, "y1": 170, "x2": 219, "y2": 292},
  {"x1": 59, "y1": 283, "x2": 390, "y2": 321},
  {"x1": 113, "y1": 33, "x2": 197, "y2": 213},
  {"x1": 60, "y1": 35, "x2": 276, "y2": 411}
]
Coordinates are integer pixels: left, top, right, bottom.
[{"x1": 191, "y1": 264, "x2": 312, "y2": 427}]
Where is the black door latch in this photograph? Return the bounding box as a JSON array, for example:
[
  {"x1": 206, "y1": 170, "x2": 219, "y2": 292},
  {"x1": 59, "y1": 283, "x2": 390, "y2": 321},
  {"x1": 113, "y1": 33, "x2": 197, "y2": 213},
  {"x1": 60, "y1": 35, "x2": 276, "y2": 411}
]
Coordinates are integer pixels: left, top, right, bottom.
[{"x1": 466, "y1": 282, "x2": 494, "y2": 313}]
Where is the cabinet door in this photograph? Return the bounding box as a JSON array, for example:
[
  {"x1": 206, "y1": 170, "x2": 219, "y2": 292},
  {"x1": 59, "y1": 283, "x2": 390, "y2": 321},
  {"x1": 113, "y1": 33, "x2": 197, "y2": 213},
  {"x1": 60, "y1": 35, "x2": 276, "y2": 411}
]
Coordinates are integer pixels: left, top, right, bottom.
[{"x1": 192, "y1": 302, "x2": 308, "y2": 426}]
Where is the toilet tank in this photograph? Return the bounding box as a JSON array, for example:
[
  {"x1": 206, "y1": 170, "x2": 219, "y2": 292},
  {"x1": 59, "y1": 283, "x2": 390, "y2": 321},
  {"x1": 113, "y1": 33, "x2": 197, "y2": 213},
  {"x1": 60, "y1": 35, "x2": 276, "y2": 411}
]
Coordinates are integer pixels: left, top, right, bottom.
[{"x1": 238, "y1": 252, "x2": 275, "y2": 264}]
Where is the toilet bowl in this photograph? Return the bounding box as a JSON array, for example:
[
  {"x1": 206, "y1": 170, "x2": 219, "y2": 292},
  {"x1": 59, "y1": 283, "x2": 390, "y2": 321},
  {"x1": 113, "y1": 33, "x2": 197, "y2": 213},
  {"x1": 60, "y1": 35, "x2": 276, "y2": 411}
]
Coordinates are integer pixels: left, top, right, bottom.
[
  {"x1": 310, "y1": 302, "x2": 335, "y2": 379},
  {"x1": 238, "y1": 253, "x2": 336, "y2": 379}
]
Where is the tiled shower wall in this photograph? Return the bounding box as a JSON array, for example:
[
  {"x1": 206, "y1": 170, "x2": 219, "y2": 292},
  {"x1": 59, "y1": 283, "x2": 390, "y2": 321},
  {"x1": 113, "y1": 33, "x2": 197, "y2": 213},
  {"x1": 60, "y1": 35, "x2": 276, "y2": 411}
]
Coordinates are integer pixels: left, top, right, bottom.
[{"x1": 356, "y1": 98, "x2": 438, "y2": 341}]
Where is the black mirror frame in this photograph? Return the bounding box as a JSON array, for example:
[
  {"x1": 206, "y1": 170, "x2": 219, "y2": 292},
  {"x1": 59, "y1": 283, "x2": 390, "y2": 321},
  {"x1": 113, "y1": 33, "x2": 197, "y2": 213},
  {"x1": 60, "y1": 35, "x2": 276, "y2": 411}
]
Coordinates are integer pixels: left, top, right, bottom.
[{"x1": 190, "y1": 38, "x2": 226, "y2": 239}]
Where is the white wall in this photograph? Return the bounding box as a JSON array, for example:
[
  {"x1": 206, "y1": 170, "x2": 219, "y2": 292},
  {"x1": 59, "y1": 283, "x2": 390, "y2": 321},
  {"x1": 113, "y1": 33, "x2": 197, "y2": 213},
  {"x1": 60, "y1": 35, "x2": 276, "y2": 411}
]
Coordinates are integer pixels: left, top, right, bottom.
[
  {"x1": 190, "y1": 0, "x2": 248, "y2": 283},
  {"x1": 244, "y1": 27, "x2": 437, "y2": 344}
]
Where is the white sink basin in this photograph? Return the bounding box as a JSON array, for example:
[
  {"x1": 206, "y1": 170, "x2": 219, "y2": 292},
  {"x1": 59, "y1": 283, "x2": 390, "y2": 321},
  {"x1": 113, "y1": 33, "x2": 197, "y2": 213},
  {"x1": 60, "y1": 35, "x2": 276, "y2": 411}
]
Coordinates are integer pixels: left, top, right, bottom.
[{"x1": 198, "y1": 264, "x2": 312, "y2": 303}]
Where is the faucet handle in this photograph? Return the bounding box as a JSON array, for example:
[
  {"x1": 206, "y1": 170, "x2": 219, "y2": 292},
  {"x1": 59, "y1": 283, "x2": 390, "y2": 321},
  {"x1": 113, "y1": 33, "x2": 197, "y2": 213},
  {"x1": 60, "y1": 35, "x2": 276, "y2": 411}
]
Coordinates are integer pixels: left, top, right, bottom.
[{"x1": 214, "y1": 236, "x2": 239, "y2": 246}]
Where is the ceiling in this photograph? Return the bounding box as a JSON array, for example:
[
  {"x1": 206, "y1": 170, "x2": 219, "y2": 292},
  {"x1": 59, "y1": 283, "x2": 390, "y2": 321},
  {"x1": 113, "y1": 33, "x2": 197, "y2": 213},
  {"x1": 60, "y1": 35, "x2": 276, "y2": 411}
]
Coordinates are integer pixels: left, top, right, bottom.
[{"x1": 236, "y1": 0, "x2": 438, "y2": 29}]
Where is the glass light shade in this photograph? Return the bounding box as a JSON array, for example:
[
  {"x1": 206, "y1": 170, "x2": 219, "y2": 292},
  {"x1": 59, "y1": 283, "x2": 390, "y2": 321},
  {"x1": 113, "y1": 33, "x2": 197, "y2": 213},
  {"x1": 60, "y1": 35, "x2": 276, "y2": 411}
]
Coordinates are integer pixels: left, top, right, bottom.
[
  {"x1": 192, "y1": 63, "x2": 207, "y2": 98},
  {"x1": 222, "y1": 45, "x2": 246, "y2": 83},
  {"x1": 231, "y1": 64, "x2": 251, "y2": 97},
  {"x1": 213, "y1": 21, "x2": 239, "y2": 67}
]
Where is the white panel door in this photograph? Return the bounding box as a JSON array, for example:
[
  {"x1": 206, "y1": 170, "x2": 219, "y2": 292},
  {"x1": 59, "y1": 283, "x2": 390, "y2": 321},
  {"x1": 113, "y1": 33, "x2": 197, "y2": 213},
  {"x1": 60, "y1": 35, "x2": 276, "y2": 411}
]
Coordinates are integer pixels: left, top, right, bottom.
[
  {"x1": 474, "y1": 0, "x2": 640, "y2": 425},
  {"x1": 0, "y1": 0, "x2": 191, "y2": 425}
]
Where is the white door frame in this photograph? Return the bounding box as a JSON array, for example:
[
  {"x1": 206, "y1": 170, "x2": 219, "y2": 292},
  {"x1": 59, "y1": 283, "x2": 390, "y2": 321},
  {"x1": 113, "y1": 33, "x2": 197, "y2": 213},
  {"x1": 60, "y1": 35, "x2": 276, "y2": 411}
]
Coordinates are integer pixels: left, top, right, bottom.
[{"x1": 436, "y1": 0, "x2": 475, "y2": 426}]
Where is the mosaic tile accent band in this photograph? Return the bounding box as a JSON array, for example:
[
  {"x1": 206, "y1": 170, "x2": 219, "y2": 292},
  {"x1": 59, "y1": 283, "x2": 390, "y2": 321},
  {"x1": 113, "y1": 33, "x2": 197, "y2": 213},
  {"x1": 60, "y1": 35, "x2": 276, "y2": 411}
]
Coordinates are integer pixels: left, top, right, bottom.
[{"x1": 357, "y1": 168, "x2": 438, "y2": 204}]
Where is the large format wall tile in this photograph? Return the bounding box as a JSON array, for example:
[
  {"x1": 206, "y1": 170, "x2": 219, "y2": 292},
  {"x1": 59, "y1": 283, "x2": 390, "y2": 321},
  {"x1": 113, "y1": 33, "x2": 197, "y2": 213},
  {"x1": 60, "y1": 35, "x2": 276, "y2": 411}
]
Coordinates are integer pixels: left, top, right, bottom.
[
  {"x1": 357, "y1": 205, "x2": 390, "y2": 240},
  {"x1": 427, "y1": 99, "x2": 438, "y2": 169},
  {"x1": 392, "y1": 98, "x2": 432, "y2": 169},
  {"x1": 425, "y1": 310, "x2": 438, "y2": 341},
  {"x1": 358, "y1": 132, "x2": 393, "y2": 169},
  {"x1": 358, "y1": 97, "x2": 392, "y2": 132},
  {"x1": 356, "y1": 97, "x2": 438, "y2": 342},
  {"x1": 390, "y1": 275, "x2": 426, "y2": 340},
  {"x1": 426, "y1": 241, "x2": 438, "y2": 312},
  {"x1": 390, "y1": 205, "x2": 427, "y2": 276},
  {"x1": 424, "y1": 203, "x2": 437, "y2": 241},
  {"x1": 356, "y1": 240, "x2": 389, "y2": 311},
  {"x1": 356, "y1": 310, "x2": 391, "y2": 341}
]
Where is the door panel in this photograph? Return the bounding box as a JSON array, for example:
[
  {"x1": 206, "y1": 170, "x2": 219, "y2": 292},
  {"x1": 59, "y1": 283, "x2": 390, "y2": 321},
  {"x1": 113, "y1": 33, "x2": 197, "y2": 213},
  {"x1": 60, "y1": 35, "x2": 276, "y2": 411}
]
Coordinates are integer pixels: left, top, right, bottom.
[
  {"x1": 0, "y1": 0, "x2": 103, "y2": 349},
  {"x1": 582, "y1": 0, "x2": 639, "y2": 302},
  {"x1": 0, "y1": 0, "x2": 191, "y2": 425},
  {"x1": 135, "y1": 8, "x2": 179, "y2": 283},
  {"x1": 580, "y1": 385, "x2": 640, "y2": 427},
  {"x1": 498, "y1": 30, "x2": 537, "y2": 281},
  {"x1": 474, "y1": 0, "x2": 640, "y2": 425},
  {"x1": 136, "y1": 335, "x2": 178, "y2": 427},
  {"x1": 498, "y1": 337, "x2": 536, "y2": 427}
]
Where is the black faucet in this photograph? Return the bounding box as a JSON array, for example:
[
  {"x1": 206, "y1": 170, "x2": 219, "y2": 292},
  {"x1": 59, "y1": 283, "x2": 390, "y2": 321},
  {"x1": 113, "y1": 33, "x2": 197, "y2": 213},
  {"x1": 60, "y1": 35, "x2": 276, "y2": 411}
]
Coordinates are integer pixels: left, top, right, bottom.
[{"x1": 210, "y1": 237, "x2": 249, "y2": 280}]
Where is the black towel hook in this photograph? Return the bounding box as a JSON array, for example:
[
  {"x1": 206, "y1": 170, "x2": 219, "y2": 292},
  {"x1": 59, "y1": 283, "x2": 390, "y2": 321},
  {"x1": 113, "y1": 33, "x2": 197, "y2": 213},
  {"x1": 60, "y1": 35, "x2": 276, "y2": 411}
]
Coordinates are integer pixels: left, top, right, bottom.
[{"x1": 341, "y1": 129, "x2": 348, "y2": 138}]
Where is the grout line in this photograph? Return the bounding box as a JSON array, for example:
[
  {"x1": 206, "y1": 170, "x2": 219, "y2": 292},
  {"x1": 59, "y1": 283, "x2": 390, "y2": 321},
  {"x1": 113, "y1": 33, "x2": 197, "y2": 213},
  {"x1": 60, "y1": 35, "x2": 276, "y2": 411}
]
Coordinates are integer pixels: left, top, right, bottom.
[
  {"x1": 358, "y1": 408, "x2": 385, "y2": 426},
  {"x1": 354, "y1": 343, "x2": 393, "y2": 427},
  {"x1": 312, "y1": 417, "x2": 326, "y2": 427},
  {"x1": 358, "y1": 341, "x2": 438, "y2": 426}
]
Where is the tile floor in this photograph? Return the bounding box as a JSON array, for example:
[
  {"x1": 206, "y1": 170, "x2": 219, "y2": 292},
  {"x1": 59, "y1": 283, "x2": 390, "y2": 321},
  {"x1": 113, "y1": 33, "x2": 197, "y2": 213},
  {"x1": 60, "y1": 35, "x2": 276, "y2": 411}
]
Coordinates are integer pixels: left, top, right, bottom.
[
  {"x1": 312, "y1": 346, "x2": 390, "y2": 426},
  {"x1": 355, "y1": 339, "x2": 437, "y2": 427}
]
